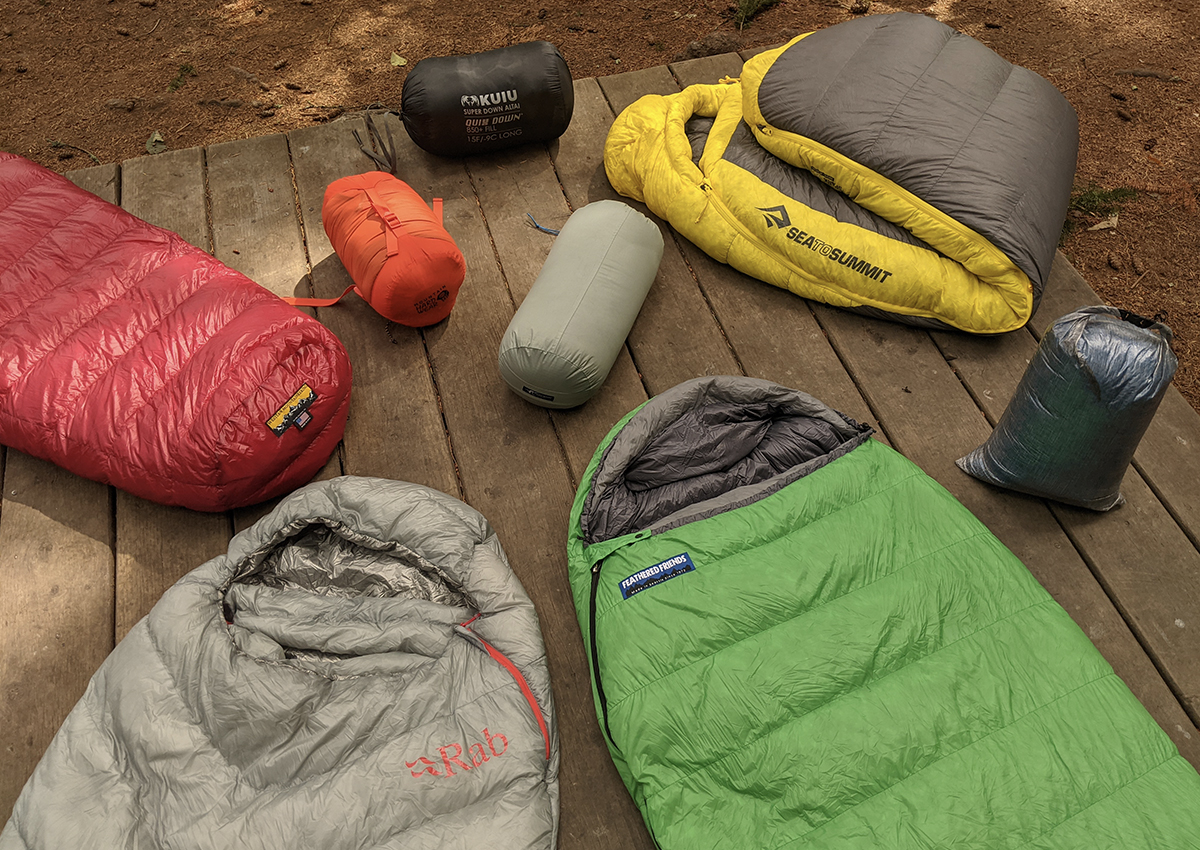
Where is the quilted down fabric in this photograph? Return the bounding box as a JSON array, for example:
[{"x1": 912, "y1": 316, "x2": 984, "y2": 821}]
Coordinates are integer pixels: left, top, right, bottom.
[
  {"x1": 604, "y1": 13, "x2": 1078, "y2": 333},
  {"x1": 567, "y1": 375, "x2": 1200, "y2": 849},
  {"x1": 0, "y1": 153, "x2": 351, "y2": 511},
  {"x1": 1, "y1": 476, "x2": 560, "y2": 850}
]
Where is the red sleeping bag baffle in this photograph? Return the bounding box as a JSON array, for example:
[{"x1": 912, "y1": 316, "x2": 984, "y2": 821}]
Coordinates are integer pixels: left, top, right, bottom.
[{"x1": 0, "y1": 153, "x2": 352, "y2": 511}]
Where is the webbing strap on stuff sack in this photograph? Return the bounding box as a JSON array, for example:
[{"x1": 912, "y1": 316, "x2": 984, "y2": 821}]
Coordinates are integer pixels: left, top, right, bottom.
[
  {"x1": 283, "y1": 196, "x2": 445, "y2": 310},
  {"x1": 364, "y1": 189, "x2": 445, "y2": 257},
  {"x1": 280, "y1": 109, "x2": 453, "y2": 314}
]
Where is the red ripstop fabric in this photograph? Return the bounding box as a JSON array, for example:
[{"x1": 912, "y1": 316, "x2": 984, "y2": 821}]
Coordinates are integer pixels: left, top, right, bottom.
[
  {"x1": 0, "y1": 153, "x2": 352, "y2": 512},
  {"x1": 300, "y1": 171, "x2": 466, "y2": 327}
]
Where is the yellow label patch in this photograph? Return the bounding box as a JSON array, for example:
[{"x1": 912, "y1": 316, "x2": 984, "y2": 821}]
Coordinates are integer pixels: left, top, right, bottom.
[{"x1": 266, "y1": 383, "x2": 317, "y2": 437}]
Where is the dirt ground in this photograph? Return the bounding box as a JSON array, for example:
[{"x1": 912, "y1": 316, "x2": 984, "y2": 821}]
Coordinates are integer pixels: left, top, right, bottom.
[{"x1": 2, "y1": 0, "x2": 1198, "y2": 405}]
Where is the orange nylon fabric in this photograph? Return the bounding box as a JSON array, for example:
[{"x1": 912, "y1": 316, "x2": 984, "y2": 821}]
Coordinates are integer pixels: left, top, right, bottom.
[{"x1": 320, "y1": 171, "x2": 466, "y2": 327}]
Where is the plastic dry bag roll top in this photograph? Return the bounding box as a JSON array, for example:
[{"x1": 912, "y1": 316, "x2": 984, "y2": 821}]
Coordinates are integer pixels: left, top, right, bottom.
[
  {"x1": 402, "y1": 41, "x2": 574, "y2": 157},
  {"x1": 498, "y1": 201, "x2": 663, "y2": 409},
  {"x1": 957, "y1": 306, "x2": 1177, "y2": 510}
]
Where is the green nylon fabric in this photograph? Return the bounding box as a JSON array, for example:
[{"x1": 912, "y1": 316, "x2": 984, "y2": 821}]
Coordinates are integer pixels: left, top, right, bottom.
[{"x1": 567, "y1": 397, "x2": 1200, "y2": 849}]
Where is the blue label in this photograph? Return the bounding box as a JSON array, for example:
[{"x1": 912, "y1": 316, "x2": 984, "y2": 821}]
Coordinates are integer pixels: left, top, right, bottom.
[{"x1": 620, "y1": 553, "x2": 695, "y2": 600}]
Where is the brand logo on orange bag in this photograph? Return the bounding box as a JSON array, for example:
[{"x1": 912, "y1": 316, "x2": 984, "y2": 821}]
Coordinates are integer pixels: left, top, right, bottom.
[{"x1": 406, "y1": 728, "x2": 509, "y2": 778}]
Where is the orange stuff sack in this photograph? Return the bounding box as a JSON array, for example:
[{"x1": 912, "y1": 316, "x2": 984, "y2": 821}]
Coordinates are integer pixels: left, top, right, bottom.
[{"x1": 320, "y1": 170, "x2": 466, "y2": 327}]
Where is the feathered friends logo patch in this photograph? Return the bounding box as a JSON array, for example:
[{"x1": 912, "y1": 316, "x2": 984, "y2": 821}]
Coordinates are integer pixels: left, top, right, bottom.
[{"x1": 620, "y1": 552, "x2": 695, "y2": 599}]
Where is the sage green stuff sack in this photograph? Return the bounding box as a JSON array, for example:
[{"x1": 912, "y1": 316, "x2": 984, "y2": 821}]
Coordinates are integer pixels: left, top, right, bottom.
[
  {"x1": 498, "y1": 200, "x2": 662, "y2": 409},
  {"x1": 566, "y1": 375, "x2": 1200, "y2": 850}
]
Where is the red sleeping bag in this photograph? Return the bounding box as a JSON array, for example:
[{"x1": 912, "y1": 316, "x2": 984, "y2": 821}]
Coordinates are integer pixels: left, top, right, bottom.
[{"x1": 0, "y1": 153, "x2": 352, "y2": 511}]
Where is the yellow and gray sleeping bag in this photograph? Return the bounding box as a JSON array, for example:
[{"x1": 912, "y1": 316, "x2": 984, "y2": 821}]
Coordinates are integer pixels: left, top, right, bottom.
[{"x1": 604, "y1": 13, "x2": 1078, "y2": 334}]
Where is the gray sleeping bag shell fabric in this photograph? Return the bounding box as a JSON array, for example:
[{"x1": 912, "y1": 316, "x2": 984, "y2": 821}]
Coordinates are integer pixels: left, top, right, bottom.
[
  {"x1": 957, "y1": 307, "x2": 1178, "y2": 510},
  {"x1": 753, "y1": 12, "x2": 1079, "y2": 304},
  {"x1": 1, "y1": 477, "x2": 559, "y2": 850}
]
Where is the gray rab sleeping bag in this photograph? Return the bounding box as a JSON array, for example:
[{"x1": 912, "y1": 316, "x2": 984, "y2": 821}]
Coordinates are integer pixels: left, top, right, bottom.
[{"x1": 1, "y1": 477, "x2": 559, "y2": 850}]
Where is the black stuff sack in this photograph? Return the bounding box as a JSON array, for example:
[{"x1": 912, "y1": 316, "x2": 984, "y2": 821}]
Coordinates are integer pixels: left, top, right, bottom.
[
  {"x1": 402, "y1": 41, "x2": 573, "y2": 157},
  {"x1": 957, "y1": 306, "x2": 1177, "y2": 510}
]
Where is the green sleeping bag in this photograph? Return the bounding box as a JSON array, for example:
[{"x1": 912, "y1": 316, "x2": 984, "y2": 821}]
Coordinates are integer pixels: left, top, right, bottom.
[{"x1": 566, "y1": 375, "x2": 1200, "y2": 849}]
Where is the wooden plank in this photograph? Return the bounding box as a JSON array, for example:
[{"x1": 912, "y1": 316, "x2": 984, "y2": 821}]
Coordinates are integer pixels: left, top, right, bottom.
[
  {"x1": 1052, "y1": 484, "x2": 1200, "y2": 722},
  {"x1": 668, "y1": 52, "x2": 744, "y2": 87},
  {"x1": 206, "y1": 132, "x2": 342, "y2": 532},
  {"x1": 551, "y1": 78, "x2": 620, "y2": 210},
  {"x1": 738, "y1": 43, "x2": 785, "y2": 63},
  {"x1": 0, "y1": 455, "x2": 115, "y2": 820},
  {"x1": 287, "y1": 117, "x2": 460, "y2": 496},
  {"x1": 206, "y1": 133, "x2": 308, "y2": 301},
  {"x1": 116, "y1": 147, "x2": 232, "y2": 641},
  {"x1": 1028, "y1": 251, "x2": 1102, "y2": 331},
  {"x1": 0, "y1": 168, "x2": 121, "y2": 818},
  {"x1": 389, "y1": 128, "x2": 656, "y2": 850},
  {"x1": 121, "y1": 147, "x2": 211, "y2": 251},
  {"x1": 1131, "y1": 389, "x2": 1200, "y2": 546},
  {"x1": 818, "y1": 304, "x2": 1200, "y2": 764},
  {"x1": 594, "y1": 65, "x2": 677, "y2": 118},
  {"x1": 63, "y1": 163, "x2": 119, "y2": 203}
]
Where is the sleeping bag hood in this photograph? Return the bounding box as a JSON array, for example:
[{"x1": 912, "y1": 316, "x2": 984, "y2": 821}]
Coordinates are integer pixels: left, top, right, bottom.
[
  {"x1": 567, "y1": 376, "x2": 1200, "y2": 849},
  {"x1": 1, "y1": 477, "x2": 560, "y2": 850},
  {"x1": 604, "y1": 13, "x2": 1079, "y2": 334}
]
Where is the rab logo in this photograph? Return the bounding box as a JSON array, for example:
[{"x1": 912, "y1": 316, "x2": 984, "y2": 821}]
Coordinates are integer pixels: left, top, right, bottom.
[
  {"x1": 460, "y1": 89, "x2": 519, "y2": 108},
  {"x1": 406, "y1": 727, "x2": 509, "y2": 778},
  {"x1": 758, "y1": 204, "x2": 791, "y2": 229}
]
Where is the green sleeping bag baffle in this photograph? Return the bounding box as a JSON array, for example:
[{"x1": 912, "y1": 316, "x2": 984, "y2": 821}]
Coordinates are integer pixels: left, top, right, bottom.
[{"x1": 566, "y1": 375, "x2": 1200, "y2": 849}]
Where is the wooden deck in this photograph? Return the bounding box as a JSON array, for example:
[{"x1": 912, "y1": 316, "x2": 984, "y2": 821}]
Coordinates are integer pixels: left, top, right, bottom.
[{"x1": 4, "y1": 51, "x2": 1200, "y2": 843}]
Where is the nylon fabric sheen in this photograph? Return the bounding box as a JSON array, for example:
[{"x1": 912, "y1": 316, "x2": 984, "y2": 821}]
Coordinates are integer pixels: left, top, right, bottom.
[
  {"x1": 322, "y1": 170, "x2": 466, "y2": 326},
  {"x1": 567, "y1": 375, "x2": 1200, "y2": 849},
  {"x1": 603, "y1": 13, "x2": 1078, "y2": 334},
  {"x1": 0, "y1": 477, "x2": 560, "y2": 850},
  {"x1": 0, "y1": 153, "x2": 351, "y2": 511}
]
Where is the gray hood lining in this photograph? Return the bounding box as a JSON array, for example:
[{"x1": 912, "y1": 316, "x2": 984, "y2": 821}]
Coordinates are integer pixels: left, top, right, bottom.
[{"x1": 581, "y1": 376, "x2": 872, "y2": 544}]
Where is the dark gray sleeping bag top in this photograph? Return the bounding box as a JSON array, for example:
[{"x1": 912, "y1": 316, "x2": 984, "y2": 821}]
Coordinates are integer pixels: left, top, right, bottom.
[
  {"x1": 748, "y1": 12, "x2": 1079, "y2": 302},
  {"x1": 0, "y1": 477, "x2": 559, "y2": 850}
]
